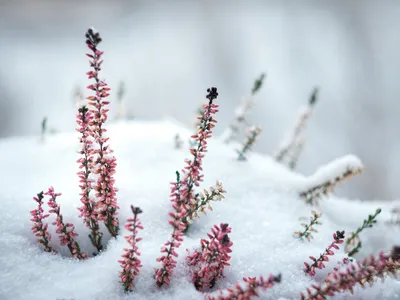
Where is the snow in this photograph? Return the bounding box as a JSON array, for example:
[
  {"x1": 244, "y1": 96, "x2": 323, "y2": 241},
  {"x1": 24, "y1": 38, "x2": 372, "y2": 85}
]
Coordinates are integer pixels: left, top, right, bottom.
[{"x1": 0, "y1": 119, "x2": 399, "y2": 300}]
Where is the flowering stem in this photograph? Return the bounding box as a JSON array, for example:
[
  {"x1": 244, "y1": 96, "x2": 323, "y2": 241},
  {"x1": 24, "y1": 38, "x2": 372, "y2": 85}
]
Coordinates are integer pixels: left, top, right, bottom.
[
  {"x1": 46, "y1": 187, "x2": 88, "y2": 260},
  {"x1": 304, "y1": 230, "x2": 345, "y2": 276},
  {"x1": 346, "y1": 208, "x2": 381, "y2": 257},
  {"x1": 295, "y1": 210, "x2": 322, "y2": 241},
  {"x1": 236, "y1": 126, "x2": 262, "y2": 161},
  {"x1": 118, "y1": 205, "x2": 143, "y2": 292},
  {"x1": 30, "y1": 191, "x2": 55, "y2": 253}
]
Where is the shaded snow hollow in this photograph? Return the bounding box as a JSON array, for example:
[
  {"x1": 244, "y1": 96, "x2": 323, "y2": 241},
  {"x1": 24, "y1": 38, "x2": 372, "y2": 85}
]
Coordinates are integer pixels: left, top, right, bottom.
[{"x1": 0, "y1": 119, "x2": 399, "y2": 300}]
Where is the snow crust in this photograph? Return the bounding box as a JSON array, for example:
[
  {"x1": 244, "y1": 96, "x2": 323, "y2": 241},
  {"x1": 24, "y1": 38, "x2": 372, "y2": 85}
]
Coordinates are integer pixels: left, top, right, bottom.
[{"x1": 0, "y1": 119, "x2": 398, "y2": 300}]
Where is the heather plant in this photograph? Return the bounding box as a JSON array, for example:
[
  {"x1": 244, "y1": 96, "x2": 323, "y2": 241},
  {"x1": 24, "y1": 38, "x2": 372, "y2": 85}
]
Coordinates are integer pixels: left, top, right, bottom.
[
  {"x1": 295, "y1": 210, "x2": 322, "y2": 241},
  {"x1": 236, "y1": 126, "x2": 262, "y2": 161},
  {"x1": 221, "y1": 73, "x2": 266, "y2": 144},
  {"x1": 30, "y1": 191, "x2": 55, "y2": 253},
  {"x1": 40, "y1": 116, "x2": 47, "y2": 142},
  {"x1": 304, "y1": 230, "x2": 345, "y2": 276},
  {"x1": 301, "y1": 247, "x2": 400, "y2": 299},
  {"x1": 174, "y1": 133, "x2": 183, "y2": 149},
  {"x1": 186, "y1": 223, "x2": 233, "y2": 291},
  {"x1": 388, "y1": 206, "x2": 400, "y2": 225},
  {"x1": 119, "y1": 205, "x2": 143, "y2": 292},
  {"x1": 274, "y1": 87, "x2": 318, "y2": 169},
  {"x1": 207, "y1": 274, "x2": 281, "y2": 300},
  {"x1": 345, "y1": 208, "x2": 382, "y2": 257}
]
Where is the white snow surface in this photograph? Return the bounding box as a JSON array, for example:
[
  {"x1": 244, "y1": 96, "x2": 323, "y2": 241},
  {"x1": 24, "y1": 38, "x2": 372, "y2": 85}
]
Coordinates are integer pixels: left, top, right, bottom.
[{"x1": 0, "y1": 119, "x2": 399, "y2": 300}]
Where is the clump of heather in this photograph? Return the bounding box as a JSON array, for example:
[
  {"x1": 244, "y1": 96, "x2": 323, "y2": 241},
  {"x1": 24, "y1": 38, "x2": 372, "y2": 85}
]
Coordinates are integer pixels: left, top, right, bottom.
[
  {"x1": 46, "y1": 187, "x2": 88, "y2": 260},
  {"x1": 208, "y1": 274, "x2": 281, "y2": 300},
  {"x1": 85, "y1": 27, "x2": 119, "y2": 237},
  {"x1": 275, "y1": 87, "x2": 318, "y2": 169},
  {"x1": 30, "y1": 191, "x2": 55, "y2": 253},
  {"x1": 345, "y1": 208, "x2": 381, "y2": 257},
  {"x1": 119, "y1": 206, "x2": 143, "y2": 292},
  {"x1": 186, "y1": 223, "x2": 233, "y2": 291},
  {"x1": 304, "y1": 230, "x2": 345, "y2": 276},
  {"x1": 301, "y1": 247, "x2": 400, "y2": 299},
  {"x1": 222, "y1": 73, "x2": 266, "y2": 144},
  {"x1": 236, "y1": 126, "x2": 262, "y2": 161},
  {"x1": 295, "y1": 210, "x2": 322, "y2": 241},
  {"x1": 155, "y1": 171, "x2": 186, "y2": 287}
]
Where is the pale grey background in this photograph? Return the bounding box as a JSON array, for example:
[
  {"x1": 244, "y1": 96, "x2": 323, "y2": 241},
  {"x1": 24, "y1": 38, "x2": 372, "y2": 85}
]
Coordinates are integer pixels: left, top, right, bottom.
[{"x1": 0, "y1": 0, "x2": 399, "y2": 201}]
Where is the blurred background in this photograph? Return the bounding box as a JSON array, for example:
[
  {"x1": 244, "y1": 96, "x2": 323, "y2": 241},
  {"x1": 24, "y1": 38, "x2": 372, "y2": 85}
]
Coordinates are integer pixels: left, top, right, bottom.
[{"x1": 0, "y1": 0, "x2": 399, "y2": 201}]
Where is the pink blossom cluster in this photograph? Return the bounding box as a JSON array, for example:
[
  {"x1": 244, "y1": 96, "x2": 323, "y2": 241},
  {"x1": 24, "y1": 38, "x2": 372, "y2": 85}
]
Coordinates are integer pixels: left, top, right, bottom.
[
  {"x1": 155, "y1": 172, "x2": 186, "y2": 287},
  {"x1": 186, "y1": 223, "x2": 233, "y2": 291},
  {"x1": 76, "y1": 105, "x2": 103, "y2": 252},
  {"x1": 46, "y1": 187, "x2": 88, "y2": 260},
  {"x1": 81, "y1": 28, "x2": 119, "y2": 238},
  {"x1": 304, "y1": 230, "x2": 345, "y2": 276},
  {"x1": 30, "y1": 191, "x2": 55, "y2": 253},
  {"x1": 180, "y1": 87, "x2": 219, "y2": 226},
  {"x1": 208, "y1": 274, "x2": 282, "y2": 300},
  {"x1": 118, "y1": 205, "x2": 144, "y2": 292},
  {"x1": 301, "y1": 247, "x2": 400, "y2": 299}
]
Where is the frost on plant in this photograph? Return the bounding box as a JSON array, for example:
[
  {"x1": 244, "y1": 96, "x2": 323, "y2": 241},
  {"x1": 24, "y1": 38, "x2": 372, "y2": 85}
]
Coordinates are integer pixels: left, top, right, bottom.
[
  {"x1": 85, "y1": 27, "x2": 119, "y2": 237},
  {"x1": 236, "y1": 126, "x2": 262, "y2": 161},
  {"x1": 221, "y1": 73, "x2": 265, "y2": 144},
  {"x1": 274, "y1": 87, "x2": 318, "y2": 169},
  {"x1": 300, "y1": 155, "x2": 363, "y2": 205},
  {"x1": 301, "y1": 247, "x2": 400, "y2": 299},
  {"x1": 304, "y1": 230, "x2": 345, "y2": 276},
  {"x1": 208, "y1": 273, "x2": 281, "y2": 300},
  {"x1": 118, "y1": 205, "x2": 143, "y2": 292},
  {"x1": 345, "y1": 208, "x2": 381, "y2": 257},
  {"x1": 294, "y1": 210, "x2": 322, "y2": 241},
  {"x1": 186, "y1": 223, "x2": 233, "y2": 291}
]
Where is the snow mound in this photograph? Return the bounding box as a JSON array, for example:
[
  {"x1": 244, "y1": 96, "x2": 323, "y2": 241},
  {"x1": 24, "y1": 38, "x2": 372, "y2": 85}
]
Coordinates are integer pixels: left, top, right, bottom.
[{"x1": 0, "y1": 119, "x2": 399, "y2": 300}]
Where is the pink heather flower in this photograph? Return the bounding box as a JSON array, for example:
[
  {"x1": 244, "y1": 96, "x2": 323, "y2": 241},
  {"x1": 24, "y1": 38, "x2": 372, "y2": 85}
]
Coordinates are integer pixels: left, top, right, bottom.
[
  {"x1": 76, "y1": 105, "x2": 103, "y2": 252},
  {"x1": 207, "y1": 274, "x2": 281, "y2": 300},
  {"x1": 186, "y1": 223, "x2": 233, "y2": 291},
  {"x1": 45, "y1": 187, "x2": 88, "y2": 260},
  {"x1": 304, "y1": 230, "x2": 345, "y2": 276},
  {"x1": 30, "y1": 191, "x2": 55, "y2": 253},
  {"x1": 301, "y1": 247, "x2": 400, "y2": 299},
  {"x1": 155, "y1": 171, "x2": 187, "y2": 287},
  {"x1": 180, "y1": 87, "x2": 219, "y2": 227},
  {"x1": 85, "y1": 28, "x2": 119, "y2": 237},
  {"x1": 118, "y1": 206, "x2": 144, "y2": 292}
]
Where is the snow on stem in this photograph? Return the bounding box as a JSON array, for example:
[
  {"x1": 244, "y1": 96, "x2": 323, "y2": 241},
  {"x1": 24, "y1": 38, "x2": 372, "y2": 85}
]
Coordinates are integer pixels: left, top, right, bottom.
[
  {"x1": 118, "y1": 205, "x2": 143, "y2": 292},
  {"x1": 45, "y1": 187, "x2": 88, "y2": 260},
  {"x1": 301, "y1": 247, "x2": 400, "y2": 299},
  {"x1": 85, "y1": 27, "x2": 119, "y2": 237},
  {"x1": 155, "y1": 171, "x2": 187, "y2": 287},
  {"x1": 304, "y1": 230, "x2": 345, "y2": 276},
  {"x1": 186, "y1": 223, "x2": 233, "y2": 291},
  {"x1": 76, "y1": 105, "x2": 103, "y2": 253},
  {"x1": 207, "y1": 274, "x2": 281, "y2": 300},
  {"x1": 30, "y1": 191, "x2": 56, "y2": 253},
  {"x1": 300, "y1": 155, "x2": 363, "y2": 205},
  {"x1": 274, "y1": 87, "x2": 318, "y2": 169}
]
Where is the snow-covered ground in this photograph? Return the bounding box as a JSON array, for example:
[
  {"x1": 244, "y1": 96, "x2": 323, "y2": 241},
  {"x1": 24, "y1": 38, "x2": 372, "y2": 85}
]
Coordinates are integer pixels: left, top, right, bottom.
[{"x1": 0, "y1": 119, "x2": 399, "y2": 300}]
